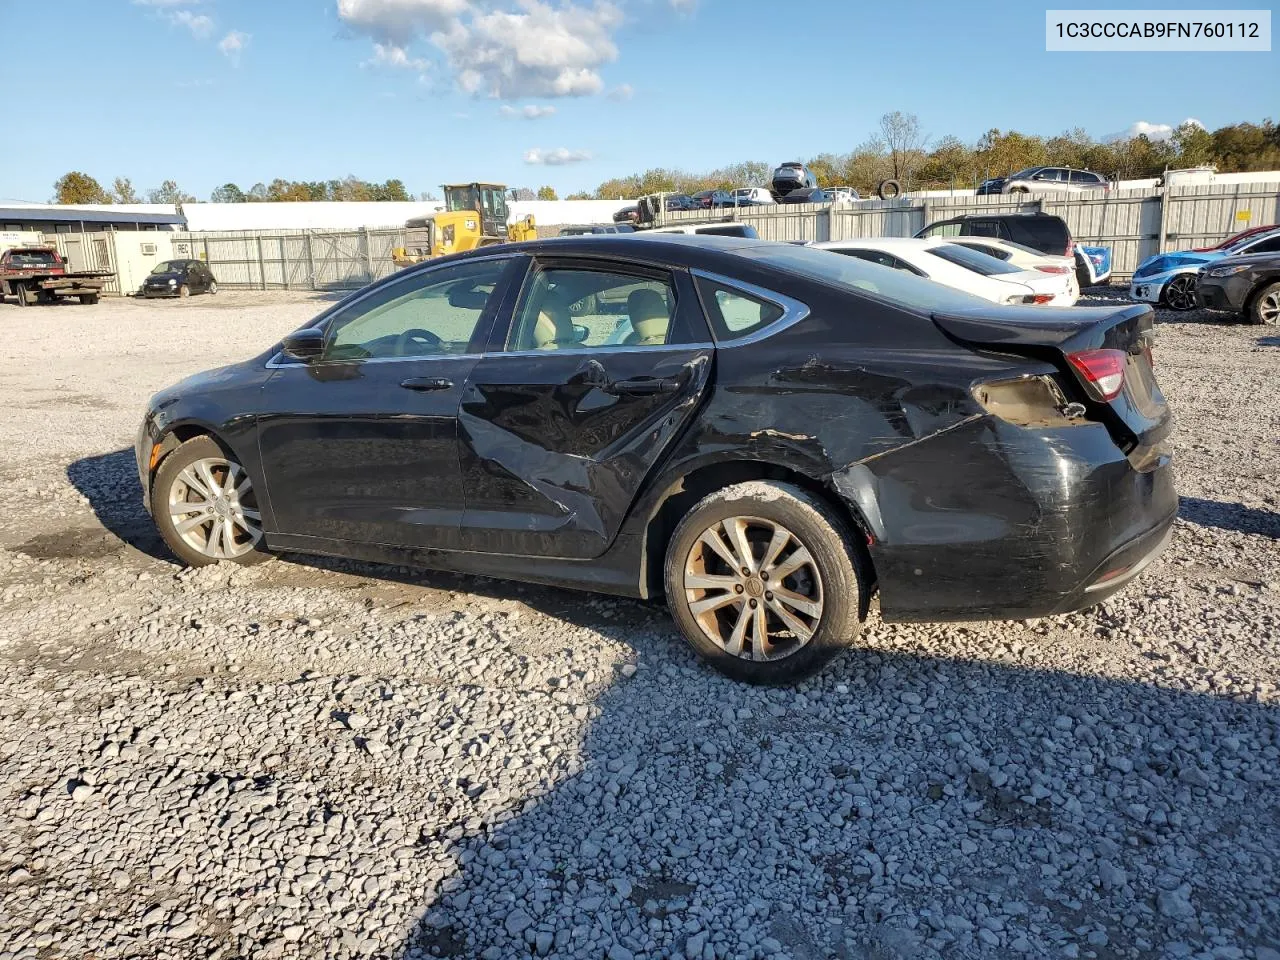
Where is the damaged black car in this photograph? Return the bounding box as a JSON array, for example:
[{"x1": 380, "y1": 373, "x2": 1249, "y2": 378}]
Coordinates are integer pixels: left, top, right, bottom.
[{"x1": 135, "y1": 236, "x2": 1175, "y2": 682}]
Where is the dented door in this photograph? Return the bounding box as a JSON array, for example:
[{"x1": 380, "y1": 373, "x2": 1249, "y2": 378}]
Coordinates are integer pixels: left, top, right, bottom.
[{"x1": 457, "y1": 260, "x2": 713, "y2": 559}]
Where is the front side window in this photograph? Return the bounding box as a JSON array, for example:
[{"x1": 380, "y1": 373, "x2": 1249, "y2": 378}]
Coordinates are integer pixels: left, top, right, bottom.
[
  {"x1": 922, "y1": 221, "x2": 961, "y2": 238},
  {"x1": 323, "y1": 258, "x2": 510, "y2": 361},
  {"x1": 507, "y1": 267, "x2": 681, "y2": 351}
]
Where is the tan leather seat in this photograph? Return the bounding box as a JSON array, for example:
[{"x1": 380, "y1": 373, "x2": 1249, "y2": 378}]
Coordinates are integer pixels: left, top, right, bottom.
[
  {"x1": 530, "y1": 295, "x2": 575, "y2": 349},
  {"x1": 627, "y1": 289, "x2": 669, "y2": 346}
]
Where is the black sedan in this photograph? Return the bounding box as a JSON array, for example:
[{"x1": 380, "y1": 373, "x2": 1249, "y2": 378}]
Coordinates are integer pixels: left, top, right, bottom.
[
  {"x1": 136, "y1": 236, "x2": 1175, "y2": 683},
  {"x1": 141, "y1": 259, "x2": 219, "y2": 298},
  {"x1": 1196, "y1": 251, "x2": 1280, "y2": 325}
]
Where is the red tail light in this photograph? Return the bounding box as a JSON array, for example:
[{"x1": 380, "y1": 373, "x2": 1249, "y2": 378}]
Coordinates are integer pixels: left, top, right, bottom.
[
  {"x1": 1067, "y1": 349, "x2": 1126, "y2": 401},
  {"x1": 1031, "y1": 294, "x2": 1054, "y2": 304},
  {"x1": 1065, "y1": 238, "x2": 1075, "y2": 257},
  {"x1": 1036, "y1": 265, "x2": 1069, "y2": 274}
]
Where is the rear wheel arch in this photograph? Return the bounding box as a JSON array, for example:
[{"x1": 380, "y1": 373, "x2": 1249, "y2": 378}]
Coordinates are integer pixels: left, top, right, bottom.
[{"x1": 639, "y1": 458, "x2": 876, "y2": 600}]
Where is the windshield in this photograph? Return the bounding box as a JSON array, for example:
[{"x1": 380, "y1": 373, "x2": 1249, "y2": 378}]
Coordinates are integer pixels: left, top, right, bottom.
[
  {"x1": 736, "y1": 243, "x2": 992, "y2": 312},
  {"x1": 6, "y1": 250, "x2": 58, "y2": 267},
  {"x1": 1008, "y1": 167, "x2": 1042, "y2": 181},
  {"x1": 1223, "y1": 228, "x2": 1276, "y2": 251},
  {"x1": 150, "y1": 260, "x2": 183, "y2": 274},
  {"x1": 928, "y1": 244, "x2": 1022, "y2": 276}
]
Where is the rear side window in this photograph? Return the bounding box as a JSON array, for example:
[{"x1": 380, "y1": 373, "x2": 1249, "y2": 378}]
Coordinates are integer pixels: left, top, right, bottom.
[
  {"x1": 695, "y1": 277, "x2": 785, "y2": 340},
  {"x1": 695, "y1": 225, "x2": 758, "y2": 238},
  {"x1": 1245, "y1": 235, "x2": 1280, "y2": 254},
  {"x1": 833, "y1": 248, "x2": 927, "y2": 277},
  {"x1": 1006, "y1": 217, "x2": 1068, "y2": 254},
  {"x1": 966, "y1": 219, "x2": 1002, "y2": 239},
  {"x1": 963, "y1": 242, "x2": 1011, "y2": 261}
]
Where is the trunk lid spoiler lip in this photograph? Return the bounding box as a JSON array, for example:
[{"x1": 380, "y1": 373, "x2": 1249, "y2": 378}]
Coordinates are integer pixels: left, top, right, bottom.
[{"x1": 931, "y1": 302, "x2": 1154, "y2": 356}]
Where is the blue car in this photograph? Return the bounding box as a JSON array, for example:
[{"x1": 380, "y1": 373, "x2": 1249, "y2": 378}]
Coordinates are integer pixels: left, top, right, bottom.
[
  {"x1": 1129, "y1": 226, "x2": 1280, "y2": 311},
  {"x1": 1077, "y1": 245, "x2": 1112, "y2": 287}
]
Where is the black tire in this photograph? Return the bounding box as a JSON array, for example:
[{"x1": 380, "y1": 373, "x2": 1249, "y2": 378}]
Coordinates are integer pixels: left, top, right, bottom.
[
  {"x1": 208, "y1": 281, "x2": 218, "y2": 295},
  {"x1": 79, "y1": 294, "x2": 100, "y2": 305},
  {"x1": 664, "y1": 480, "x2": 868, "y2": 684},
  {"x1": 876, "y1": 179, "x2": 902, "y2": 200},
  {"x1": 178, "y1": 284, "x2": 191, "y2": 298},
  {"x1": 1247, "y1": 281, "x2": 1280, "y2": 326},
  {"x1": 152, "y1": 435, "x2": 270, "y2": 567},
  {"x1": 15, "y1": 282, "x2": 37, "y2": 307},
  {"x1": 1162, "y1": 274, "x2": 1199, "y2": 312}
]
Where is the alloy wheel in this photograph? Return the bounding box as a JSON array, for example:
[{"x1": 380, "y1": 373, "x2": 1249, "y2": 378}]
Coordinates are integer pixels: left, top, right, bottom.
[
  {"x1": 1257, "y1": 290, "x2": 1280, "y2": 325},
  {"x1": 1164, "y1": 275, "x2": 1198, "y2": 311},
  {"x1": 167, "y1": 457, "x2": 262, "y2": 560},
  {"x1": 682, "y1": 516, "x2": 824, "y2": 662}
]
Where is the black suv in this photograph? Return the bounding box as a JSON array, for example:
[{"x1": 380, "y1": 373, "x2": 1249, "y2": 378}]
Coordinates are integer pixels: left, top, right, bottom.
[{"x1": 916, "y1": 213, "x2": 1103, "y2": 290}]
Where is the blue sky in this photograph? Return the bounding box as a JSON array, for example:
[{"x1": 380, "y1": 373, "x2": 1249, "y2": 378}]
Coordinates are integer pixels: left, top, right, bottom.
[{"x1": 0, "y1": 0, "x2": 1274, "y2": 203}]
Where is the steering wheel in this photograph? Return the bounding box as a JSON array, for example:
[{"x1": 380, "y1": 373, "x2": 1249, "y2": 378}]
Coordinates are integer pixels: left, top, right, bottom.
[{"x1": 396, "y1": 328, "x2": 442, "y2": 355}]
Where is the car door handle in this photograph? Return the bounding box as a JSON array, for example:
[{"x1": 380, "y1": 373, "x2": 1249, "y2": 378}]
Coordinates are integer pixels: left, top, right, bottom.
[
  {"x1": 607, "y1": 376, "x2": 681, "y2": 396},
  {"x1": 399, "y1": 377, "x2": 454, "y2": 392}
]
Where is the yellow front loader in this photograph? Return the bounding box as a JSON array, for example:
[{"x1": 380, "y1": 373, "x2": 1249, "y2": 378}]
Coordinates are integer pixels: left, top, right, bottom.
[{"x1": 392, "y1": 183, "x2": 537, "y2": 267}]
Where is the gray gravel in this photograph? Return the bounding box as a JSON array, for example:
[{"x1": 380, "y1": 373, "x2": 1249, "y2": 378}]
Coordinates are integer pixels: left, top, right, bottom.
[{"x1": 0, "y1": 288, "x2": 1277, "y2": 960}]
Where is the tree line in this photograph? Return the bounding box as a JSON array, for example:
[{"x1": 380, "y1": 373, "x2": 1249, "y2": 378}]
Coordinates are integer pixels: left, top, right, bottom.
[
  {"x1": 51, "y1": 172, "x2": 414, "y2": 206},
  {"x1": 576, "y1": 113, "x2": 1280, "y2": 199}
]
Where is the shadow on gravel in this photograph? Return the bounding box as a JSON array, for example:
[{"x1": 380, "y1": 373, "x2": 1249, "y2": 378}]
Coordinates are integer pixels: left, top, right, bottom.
[
  {"x1": 391, "y1": 645, "x2": 1280, "y2": 960},
  {"x1": 66, "y1": 449, "x2": 173, "y2": 562},
  {"x1": 1258, "y1": 336, "x2": 1280, "y2": 348},
  {"x1": 1180, "y1": 496, "x2": 1280, "y2": 539}
]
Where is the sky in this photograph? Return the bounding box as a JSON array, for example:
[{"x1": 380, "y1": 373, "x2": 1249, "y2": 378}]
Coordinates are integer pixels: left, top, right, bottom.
[{"x1": 0, "y1": 0, "x2": 1275, "y2": 203}]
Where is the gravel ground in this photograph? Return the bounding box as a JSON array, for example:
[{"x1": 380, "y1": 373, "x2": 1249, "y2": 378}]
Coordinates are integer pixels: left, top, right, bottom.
[{"x1": 0, "y1": 288, "x2": 1277, "y2": 960}]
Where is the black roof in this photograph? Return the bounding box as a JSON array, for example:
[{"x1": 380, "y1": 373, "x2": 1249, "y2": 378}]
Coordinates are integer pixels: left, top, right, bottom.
[{"x1": 0, "y1": 206, "x2": 185, "y2": 226}]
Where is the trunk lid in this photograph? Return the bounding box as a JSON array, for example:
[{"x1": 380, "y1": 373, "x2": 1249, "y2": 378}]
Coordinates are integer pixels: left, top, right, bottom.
[{"x1": 933, "y1": 302, "x2": 1170, "y2": 451}]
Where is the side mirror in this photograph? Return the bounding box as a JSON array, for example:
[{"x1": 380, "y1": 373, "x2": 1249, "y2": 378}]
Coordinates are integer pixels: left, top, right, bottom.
[
  {"x1": 281, "y1": 328, "x2": 325, "y2": 362},
  {"x1": 572, "y1": 323, "x2": 590, "y2": 343},
  {"x1": 1032, "y1": 173, "x2": 1046, "y2": 180}
]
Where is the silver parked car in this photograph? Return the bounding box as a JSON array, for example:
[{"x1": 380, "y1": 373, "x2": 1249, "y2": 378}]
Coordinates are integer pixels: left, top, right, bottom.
[{"x1": 1002, "y1": 166, "x2": 1110, "y2": 195}]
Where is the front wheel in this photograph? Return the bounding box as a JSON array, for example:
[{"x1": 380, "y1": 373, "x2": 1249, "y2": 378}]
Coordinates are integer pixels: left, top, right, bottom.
[
  {"x1": 152, "y1": 436, "x2": 268, "y2": 567},
  {"x1": 1248, "y1": 282, "x2": 1280, "y2": 325},
  {"x1": 178, "y1": 284, "x2": 191, "y2": 298},
  {"x1": 208, "y1": 281, "x2": 218, "y2": 295},
  {"x1": 664, "y1": 481, "x2": 868, "y2": 684},
  {"x1": 1163, "y1": 274, "x2": 1198, "y2": 311}
]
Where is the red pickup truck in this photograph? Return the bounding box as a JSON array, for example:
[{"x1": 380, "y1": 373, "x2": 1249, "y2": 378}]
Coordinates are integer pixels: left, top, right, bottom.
[{"x1": 0, "y1": 246, "x2": 114, "y2": 306}]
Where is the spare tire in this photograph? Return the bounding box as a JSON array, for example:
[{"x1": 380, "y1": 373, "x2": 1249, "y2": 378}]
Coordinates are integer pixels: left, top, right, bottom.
[{"x1": 876, "y1": 179, "x2": 902, "y2": 200}]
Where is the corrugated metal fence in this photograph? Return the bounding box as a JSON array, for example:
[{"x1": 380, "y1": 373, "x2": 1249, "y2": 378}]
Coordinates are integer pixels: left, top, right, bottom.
[
  {"x1": 663, "y1": 182, "x2": 1280, "y2": 277},
  {"x1": 170, "y1": 228, "x2": 406, "y2": 291}
]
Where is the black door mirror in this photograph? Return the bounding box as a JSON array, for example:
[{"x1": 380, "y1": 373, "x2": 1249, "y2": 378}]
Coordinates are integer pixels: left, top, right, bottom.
[
  {"x1": 572, "y1": 323, "x2": 590, "y2": 343},
  {"x1": 281, "y1": 328, "x2": 326, "y2": 362}
]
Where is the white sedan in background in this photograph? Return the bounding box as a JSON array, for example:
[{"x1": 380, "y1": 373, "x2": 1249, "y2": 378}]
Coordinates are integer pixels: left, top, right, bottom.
[
  {"x1": 945, "y1": 236, "x2": 1080, "y2": 303},
  {"x1": 810, "y1": 237, "x2": 1077, "y2": 306}
]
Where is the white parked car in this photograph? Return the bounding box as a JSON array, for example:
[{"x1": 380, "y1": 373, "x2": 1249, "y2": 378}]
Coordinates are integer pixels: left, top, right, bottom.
[
  {"x1": 640, "y1": 223, "x2": 759, "y2": 238},
  {"x1": 730, "y1": 187, "x2": 775, "y2": 206},
  {"x1": 811, "y1": 237, "x2": 1075, "y2": 305},
  {"x1": 946, "y1": 236, "x2": 1080, "y2": 304},
  {"x1": 827, "y1": 187, "x2": 861, "y2": 203}
]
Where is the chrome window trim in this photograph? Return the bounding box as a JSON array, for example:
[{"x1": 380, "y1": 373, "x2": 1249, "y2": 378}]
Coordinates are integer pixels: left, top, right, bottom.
[
  {"x1": 690, "y1": 269, "x2": 810, "y2": 348},
  {"x1": 263, "y1": 252, "x2": 523, "y2": 370},
  {"x1": 494, "y1": 342, "x2": 714, "y2": 360},
  {"x1": 266, "y1": 350, "x2": 487, "y2": 370}
]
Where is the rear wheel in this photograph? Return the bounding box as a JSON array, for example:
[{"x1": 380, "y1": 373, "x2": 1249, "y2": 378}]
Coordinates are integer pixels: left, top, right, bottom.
[
  {"x1": 152, "y1": 436, "x2": 268, "y2": 567},
  {"x1": 79, "y1": 293, "x2": 100, "y2": 305},
  {"x1": 1248, "y1": 282, "x2": 1280, "y2": 325},
  {"x1": 664, "y1": 481, "x2": 867, "y2": 684},
  {"x1": 15, "y1": 283, "x2": 37, "y2": 307},
  {"x1": 1163, "y1": 274, "x2": 1198, "y2": 311},
  {"x1": 178, "y1": 284, "x2": 191, "y2": 298},
  {"x1": 208, "y1": 281, "x2": 218, "y2": 295}
]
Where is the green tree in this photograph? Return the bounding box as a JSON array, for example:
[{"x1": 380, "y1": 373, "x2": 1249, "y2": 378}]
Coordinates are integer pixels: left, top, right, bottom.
[
  {"x1": 371, "y1": 179, "x2": 410, "y2": 202},
  {"x1": 1172, "y1": 122, "x2": 1214, "y2": 168},
  {"x1": 112, "y1": 177, "x2": 140, "y2": 204},
  {"x1": 536, "y1": 185, "x2": 559, "y2": 201},
  {"x1": 879, "y1": 111, "x2": 929, "y2": 185},
  {"x1": 147, "y1": 180, "x2": 196, "y2": 206},
  {"x1": 53, "y1": 171, "x2": 111, "y2": 204},
  {"x1": 565, "y1": 191, "x2": 592, "y2": 200},
  {"x1": 210, "y1": 183, "x2": 247, "y2": 203},
  {"x1": 247, "y1": 183, "x2": 269, "y2": 202}
]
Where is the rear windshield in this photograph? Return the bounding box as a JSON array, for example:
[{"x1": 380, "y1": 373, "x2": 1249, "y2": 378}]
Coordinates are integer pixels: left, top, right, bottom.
[
  {"x1": 6, "y1": 250, "x2": 58, "y2": 267},
  {"x1": 1005, "y1": 217, "x2": 1068, "y2": 253},
  {"x1": 695, "y1": 225, "x2": 759, "y2": 238},
  {"x1": 928, "y1": 243, "x2": 1021, "y2": 276},
  {"x1": 736, "y1": 244, "x2": 991, "y2": 312}
]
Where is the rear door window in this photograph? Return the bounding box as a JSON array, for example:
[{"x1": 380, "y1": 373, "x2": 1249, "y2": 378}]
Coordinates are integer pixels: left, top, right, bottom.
[
  {"x1": 966, "y1": 219, "x2": 1002, "y2": 239},
  {"x1": 921, "y1": 220, "x2": 961, "y2": 238},
  {"x1": 927, "y1": 244, "x2": 1022, "y2": 276}
]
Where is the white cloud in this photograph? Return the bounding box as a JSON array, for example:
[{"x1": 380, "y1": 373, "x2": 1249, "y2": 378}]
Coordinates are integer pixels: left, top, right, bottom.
[
  {"x1": 1113, "y1": 117, "x2": 1204, "y2": 143},
  {"x1": 365, "y1": 42, "x2": 432, "y2": 71},
  {"x1": 167, "y1": 9, "x2": 215, "y2": 38},
  {"x1": 524, "y1": 146, "x2": 592, "y2": 165},
  {"x1": 219, "y1": 30, "x2": 250, "y2": 62},
  {"x1": 606, "y1": 82, "x2": 632, "y2": 101},
  {"x1": 339, "y1": 0, "x2": 624, "y2": 100},
  {"x1": 337, "y1": 0, "x2": 471, "y2": 44},
  {"x1": 500, "y1": 104, "x2": 557, "y2": 119}
]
